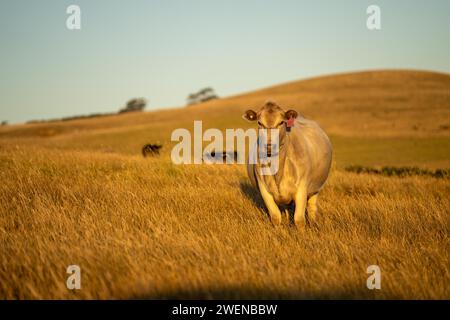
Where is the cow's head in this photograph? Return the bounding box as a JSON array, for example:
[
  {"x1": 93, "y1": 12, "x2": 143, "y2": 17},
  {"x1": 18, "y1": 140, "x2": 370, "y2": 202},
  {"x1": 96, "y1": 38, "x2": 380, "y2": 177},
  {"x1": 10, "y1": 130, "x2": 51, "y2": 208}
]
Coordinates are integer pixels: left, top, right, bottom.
[{"x1": 243, "y1": 101, "x2": 298, "y2": 156}]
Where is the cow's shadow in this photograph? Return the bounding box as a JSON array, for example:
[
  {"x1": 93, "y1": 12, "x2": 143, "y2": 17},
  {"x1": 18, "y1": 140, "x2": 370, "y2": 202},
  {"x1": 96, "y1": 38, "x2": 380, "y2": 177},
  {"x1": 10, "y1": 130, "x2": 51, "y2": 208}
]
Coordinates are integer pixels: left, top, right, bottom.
[
  {"x1": 239, "y1": 180, "x2": 296, "y2": 223},
  {"x1": 239, "y1": 181, "x2": 265, "y2": 210},
  {"x1": 130, "y1": 284, "x2": 376, "y2": 299}
]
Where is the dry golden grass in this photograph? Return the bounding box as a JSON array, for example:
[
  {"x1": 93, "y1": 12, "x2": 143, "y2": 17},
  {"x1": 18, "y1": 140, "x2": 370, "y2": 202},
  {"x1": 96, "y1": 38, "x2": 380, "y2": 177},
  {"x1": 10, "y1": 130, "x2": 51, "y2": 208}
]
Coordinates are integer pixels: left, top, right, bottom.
[
  {"x1": 0, "y1": 70, "x2": 449, "y2": 299},
  {"x1": 0, "y1": 145, "x2": 448, "y2": 299}
]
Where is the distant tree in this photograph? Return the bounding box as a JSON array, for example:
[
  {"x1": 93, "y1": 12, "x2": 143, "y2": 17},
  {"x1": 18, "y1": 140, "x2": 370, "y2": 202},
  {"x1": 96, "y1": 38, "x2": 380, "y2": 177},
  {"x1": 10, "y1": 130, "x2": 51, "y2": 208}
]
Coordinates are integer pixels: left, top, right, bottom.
[
  {"x1": 187, "y1": 88, "x2": 218, "y2": 105},
  {"x1": 1, "y1": 121, "x2": 7, "y2": 126},
  {"x1": 187, "y1": 93, "x2": 197, "y2": 105},
  {"x1": 119, "y1": 98, "x2": 147, "y2": 113}
]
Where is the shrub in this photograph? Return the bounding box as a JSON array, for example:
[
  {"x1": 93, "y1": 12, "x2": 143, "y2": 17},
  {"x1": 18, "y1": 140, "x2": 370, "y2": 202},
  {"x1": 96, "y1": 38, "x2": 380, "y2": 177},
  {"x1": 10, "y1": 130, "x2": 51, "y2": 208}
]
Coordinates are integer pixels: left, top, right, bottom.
[{"x1": 345, "y1": 165, "x2": 449, "y2": 179}]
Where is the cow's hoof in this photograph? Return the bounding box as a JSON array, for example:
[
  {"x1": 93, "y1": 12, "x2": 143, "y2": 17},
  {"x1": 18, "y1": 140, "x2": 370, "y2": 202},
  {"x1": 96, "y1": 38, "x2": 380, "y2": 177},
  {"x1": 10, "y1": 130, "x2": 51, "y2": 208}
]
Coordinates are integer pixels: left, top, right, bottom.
[
  {"x1": 294, "y1": 220, "x2": 307, "y2": 230},
  {"x1": 271, "y1": 215, "x2": 282, "y2": 226}
]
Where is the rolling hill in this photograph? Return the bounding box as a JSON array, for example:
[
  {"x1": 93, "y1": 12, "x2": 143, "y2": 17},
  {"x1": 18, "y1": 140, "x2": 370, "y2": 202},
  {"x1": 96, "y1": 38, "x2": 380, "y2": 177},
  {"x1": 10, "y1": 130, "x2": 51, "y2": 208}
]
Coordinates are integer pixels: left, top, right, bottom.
[
  {"x1": 1, "y1": 69, "x2": 449, "y2": 168},
  {"x1": 1, "y1": 69, "x2": 449, "y2": 139}
]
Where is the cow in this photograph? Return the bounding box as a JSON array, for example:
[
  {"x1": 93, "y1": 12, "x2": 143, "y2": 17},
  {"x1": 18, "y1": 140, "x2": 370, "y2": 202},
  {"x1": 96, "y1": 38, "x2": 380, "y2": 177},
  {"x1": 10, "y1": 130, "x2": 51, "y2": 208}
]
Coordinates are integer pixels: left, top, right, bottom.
[
  {"x1": 243, "y1": 101, "x2": 332, "y2": 228},
  {"x1": 204, "y1": 150, "x2": 239, "y2": 163},
  {"x1": 142, "y1": 143, "x2": 162, "y2": 157}
]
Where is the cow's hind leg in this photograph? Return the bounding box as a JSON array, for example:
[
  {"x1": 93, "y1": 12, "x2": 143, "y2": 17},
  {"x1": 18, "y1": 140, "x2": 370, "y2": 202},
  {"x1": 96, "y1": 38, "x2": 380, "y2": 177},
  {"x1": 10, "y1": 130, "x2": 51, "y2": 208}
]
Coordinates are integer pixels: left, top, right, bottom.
[
  {"x1": 282, "y1": 202, "x2": 294, "y2": 225},
  {"x1": 294, "y1": 186, "x2": 307, "y2": 229},
  {"x1": 307, "y1": 193, "x2": 318, "y2": 225},
  {"x1": 284, "y1": 208, "x2": 290, "y2": 224}
]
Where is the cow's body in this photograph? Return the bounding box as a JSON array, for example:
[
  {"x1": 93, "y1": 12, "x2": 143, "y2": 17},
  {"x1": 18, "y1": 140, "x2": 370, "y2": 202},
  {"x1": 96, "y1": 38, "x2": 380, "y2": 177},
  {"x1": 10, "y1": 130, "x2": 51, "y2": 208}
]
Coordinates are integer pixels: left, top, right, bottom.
[{"x1": 244, "y1": 102, "x2": 332, "y2": 228}]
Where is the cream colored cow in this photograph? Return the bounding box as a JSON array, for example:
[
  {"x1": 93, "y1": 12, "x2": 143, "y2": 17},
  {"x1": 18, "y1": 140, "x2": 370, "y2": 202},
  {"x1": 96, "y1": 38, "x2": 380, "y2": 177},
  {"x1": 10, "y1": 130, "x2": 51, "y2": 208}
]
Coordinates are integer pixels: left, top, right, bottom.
[{"x1": 244, "y1": 101, "x2": 332, "y2": 228}]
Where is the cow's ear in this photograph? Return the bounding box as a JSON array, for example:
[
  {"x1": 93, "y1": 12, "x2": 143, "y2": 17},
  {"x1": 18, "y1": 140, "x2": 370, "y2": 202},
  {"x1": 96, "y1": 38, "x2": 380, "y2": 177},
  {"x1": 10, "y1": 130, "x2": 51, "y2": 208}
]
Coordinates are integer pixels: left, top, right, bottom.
[
  {"x1": 242, "y1": 110, "x2": 257, "y2": 121},
  {"x1": 285, "y1": 109, "x2": 298, "y2": 120}
]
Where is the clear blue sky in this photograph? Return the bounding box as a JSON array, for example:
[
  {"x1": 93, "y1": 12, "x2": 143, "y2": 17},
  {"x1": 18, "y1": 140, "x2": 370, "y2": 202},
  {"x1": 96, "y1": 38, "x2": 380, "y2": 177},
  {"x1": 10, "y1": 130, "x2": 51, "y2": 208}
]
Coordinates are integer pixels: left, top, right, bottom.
[{"x1": 1, "y1": 0, "x2": 449, "y2": 123}]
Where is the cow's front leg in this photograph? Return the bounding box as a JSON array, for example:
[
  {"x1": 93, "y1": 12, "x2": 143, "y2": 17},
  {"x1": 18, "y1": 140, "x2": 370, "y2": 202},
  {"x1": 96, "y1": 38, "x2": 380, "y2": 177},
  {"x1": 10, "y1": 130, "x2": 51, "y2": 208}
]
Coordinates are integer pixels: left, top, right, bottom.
[
  {"x1": 258, "y1": 180, "x2": 282, "y2": 226},
  {"x1": 294, "y1": 186, "x2": 307, "y2": 229}
]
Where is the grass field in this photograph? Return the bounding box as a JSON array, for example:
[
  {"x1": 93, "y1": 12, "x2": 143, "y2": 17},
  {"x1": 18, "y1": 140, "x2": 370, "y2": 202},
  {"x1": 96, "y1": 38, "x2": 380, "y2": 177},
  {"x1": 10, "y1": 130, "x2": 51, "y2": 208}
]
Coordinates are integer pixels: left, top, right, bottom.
[{"x1": 0, "y1": 70, "x2": 449, "y2": 299}]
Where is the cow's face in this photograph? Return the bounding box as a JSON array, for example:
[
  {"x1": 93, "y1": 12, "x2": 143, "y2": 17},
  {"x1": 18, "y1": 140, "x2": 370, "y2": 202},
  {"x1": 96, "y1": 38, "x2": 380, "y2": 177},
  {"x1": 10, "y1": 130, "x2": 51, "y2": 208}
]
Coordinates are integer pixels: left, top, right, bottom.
[{"x1": 243, "y1": 101, "x2": 298, "y2": 156}]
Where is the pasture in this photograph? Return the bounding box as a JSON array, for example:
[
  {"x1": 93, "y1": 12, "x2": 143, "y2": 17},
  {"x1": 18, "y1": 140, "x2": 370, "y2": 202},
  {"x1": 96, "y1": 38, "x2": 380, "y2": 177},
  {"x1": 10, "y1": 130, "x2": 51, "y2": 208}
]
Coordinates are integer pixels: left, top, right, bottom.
[{"x1": 0, "y1": 70, "x2": 449, "y2": 299}]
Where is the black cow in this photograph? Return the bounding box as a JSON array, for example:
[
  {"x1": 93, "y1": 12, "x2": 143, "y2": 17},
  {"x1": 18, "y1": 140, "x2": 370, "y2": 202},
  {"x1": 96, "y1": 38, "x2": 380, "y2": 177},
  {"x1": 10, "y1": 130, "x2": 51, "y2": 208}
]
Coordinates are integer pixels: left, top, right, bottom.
[{"x1": 142, "y1": 144, "x2": 162, "y2": 157}]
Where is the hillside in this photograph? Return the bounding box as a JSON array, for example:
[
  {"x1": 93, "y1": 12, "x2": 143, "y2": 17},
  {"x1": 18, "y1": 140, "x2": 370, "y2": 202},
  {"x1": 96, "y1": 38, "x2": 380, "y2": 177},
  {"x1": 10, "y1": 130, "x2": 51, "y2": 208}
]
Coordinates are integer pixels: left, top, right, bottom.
[
  {"x1": 1, "y1": 70, "x2": 449, "y2": 169},
  {"x1": 1, "y1": 70, "x2": 450, "y2": 139}
]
